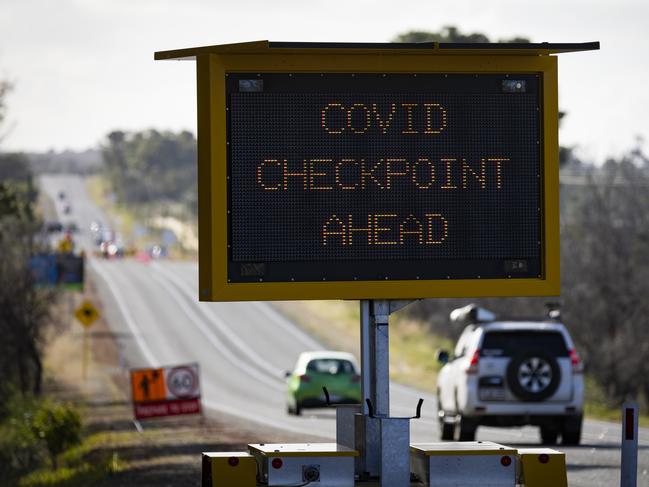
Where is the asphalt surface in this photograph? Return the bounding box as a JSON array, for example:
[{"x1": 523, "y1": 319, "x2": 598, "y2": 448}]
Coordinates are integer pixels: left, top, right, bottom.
[{"x1": 41, "y1": 174, "x2": 649, "y2": 486}]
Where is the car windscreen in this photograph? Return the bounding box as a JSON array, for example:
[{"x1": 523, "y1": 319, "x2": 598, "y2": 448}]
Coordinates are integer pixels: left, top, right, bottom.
[
  {"x1": 306, "y1": 359, "x2": 356, "y2": 375},
  {"x1": 480, "y1": 331, "x2": 569, "y2": 357}
]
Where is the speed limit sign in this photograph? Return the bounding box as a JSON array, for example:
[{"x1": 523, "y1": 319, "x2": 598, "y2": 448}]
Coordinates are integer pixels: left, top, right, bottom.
[{"x1": 166, "y1": 365, "x2": 199, "y2": 398}]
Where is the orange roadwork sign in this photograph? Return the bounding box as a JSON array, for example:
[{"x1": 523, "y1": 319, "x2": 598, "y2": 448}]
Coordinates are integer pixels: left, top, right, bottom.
[
  {"x1": 129, "y1": 363, "x2": 201, "y2": 420},
  {"x1": 130, "y1": 368, "x2": 166, "y2": 403}
]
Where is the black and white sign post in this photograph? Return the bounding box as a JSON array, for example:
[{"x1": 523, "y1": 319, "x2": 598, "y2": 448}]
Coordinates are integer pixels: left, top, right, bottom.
[{"x1": 620, "y1": 402, "x2": 639, "y2": 487}]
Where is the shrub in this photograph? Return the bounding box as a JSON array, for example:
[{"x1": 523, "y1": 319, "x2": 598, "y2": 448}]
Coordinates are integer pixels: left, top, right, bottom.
[
  {"x1": 0, "y1": 395, "x2": 45, "y2": 483},
  {"x1": 31, "y1": 400, "x2": 82, "y2": 470}
]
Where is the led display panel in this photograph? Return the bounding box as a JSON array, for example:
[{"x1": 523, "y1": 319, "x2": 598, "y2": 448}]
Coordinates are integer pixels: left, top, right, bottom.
[{"x1": 226, "y1": 73, "x2": 543, "y2": 283}]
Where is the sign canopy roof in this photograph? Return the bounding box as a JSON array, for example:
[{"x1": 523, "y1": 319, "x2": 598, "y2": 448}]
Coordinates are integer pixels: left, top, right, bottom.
[{"x1": 155, "y1": 40, "x2": 600, "y2": 61}]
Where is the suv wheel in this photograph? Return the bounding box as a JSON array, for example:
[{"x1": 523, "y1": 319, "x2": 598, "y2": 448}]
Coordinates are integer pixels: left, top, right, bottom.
[
  {"x1": 439, "y1": 416, "x2": 455, "y2": 440},
  {"x1": 507, "y1": 351, "x2": 561, "y2": 401},
  {"x1": 437, "y1": 394, "x2": 455, "y2": 440},
  {"x1": 540, "y1": 425, "x2": 559, "y2": 445},
  {"x1": 561, "y1": 415, "x2": 582, "y2": 445},
  {"x1": 457, "y1": 416, "x2": 477, "y2": 441}
]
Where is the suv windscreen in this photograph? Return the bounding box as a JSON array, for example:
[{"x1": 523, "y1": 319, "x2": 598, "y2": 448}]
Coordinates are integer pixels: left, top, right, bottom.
[
  {"x1": 306, "y1": 359, "x2": 356, "y2": 375},
  {"x1": 480, "y1": 331, "x2": 569, "y2": 357}
]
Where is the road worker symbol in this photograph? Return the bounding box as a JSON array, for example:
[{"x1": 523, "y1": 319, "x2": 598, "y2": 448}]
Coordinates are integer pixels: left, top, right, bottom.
[
  {"x1": 130, "y1": 368, "x2": 166, "y2": 402},
  {"x1": 74, "y1": 300, "x2": 100, "y2": 328}
]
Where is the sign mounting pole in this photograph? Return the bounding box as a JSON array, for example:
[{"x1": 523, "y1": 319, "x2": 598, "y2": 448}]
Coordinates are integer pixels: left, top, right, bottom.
[{"x1": 358, "y1": 298, "x2": 415, "y2": 480}]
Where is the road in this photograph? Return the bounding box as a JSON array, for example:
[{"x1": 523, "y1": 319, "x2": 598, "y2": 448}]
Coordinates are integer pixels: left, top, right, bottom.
[{"x1": 41, "y1": 174, "x2": 649, "y2": 486}]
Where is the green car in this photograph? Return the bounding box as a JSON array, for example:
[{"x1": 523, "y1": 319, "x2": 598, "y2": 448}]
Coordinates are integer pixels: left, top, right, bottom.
[{"x1": 286, "y1": 351, "x2": 362, "y2": 415}]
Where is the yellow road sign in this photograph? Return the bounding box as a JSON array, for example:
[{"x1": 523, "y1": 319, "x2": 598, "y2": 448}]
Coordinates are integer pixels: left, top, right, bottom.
[
  {"x1": 57, "y1": 238, "x2": 73, "y2": 254},
  {"x1": 75, "y1": 300, "x2": 100, "y2": 328}
]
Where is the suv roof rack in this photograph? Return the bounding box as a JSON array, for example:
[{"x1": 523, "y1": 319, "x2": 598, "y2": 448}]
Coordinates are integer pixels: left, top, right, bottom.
[
  {"x1": 450, "y1": 304, "x2": 564, "y2": 327},
  {"x1": 449, "y1": 304, "x2": 496, "y2": 327}
]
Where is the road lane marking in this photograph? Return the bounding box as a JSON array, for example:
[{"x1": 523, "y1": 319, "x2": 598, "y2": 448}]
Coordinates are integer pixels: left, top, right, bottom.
[
  {"x1": 89, "y1": 259, "x2": 158, "y2": 367},
  {"x1": 152, "y1": 263, "x2": 288, "y2": 381},
  {"x1": 202, "y1": 399, "x2": 334, "y2": 439},
  {"x1": 91, "y1": 258, "x2": 335, "y2": 438},
  {"x1": 149, "y1": 270, "x2": 285, "y2": 393},
  {"x1": 250, "y1": 302, "x2": 325, "y2": 351}
]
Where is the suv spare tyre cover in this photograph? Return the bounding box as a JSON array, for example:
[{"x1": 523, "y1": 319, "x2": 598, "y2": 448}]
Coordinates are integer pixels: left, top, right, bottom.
[{"x1": 506, "y1": 350, "x2": 561, "y2": 401}]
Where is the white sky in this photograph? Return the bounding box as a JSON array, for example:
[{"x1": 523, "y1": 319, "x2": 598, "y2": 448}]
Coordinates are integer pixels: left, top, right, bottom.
[{"x1": 1, "y1": 0, "x2": 647, "y2": 163}]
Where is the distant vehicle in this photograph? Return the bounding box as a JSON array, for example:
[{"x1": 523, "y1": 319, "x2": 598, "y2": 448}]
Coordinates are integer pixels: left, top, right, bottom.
[
  {"x1": 65, "y1": 222, "x2": 79, "y2": 234},
  {"x1": 285, "y1": 351, "x2": 361, "y2": 416},
  {"x1": 99, "y1": 237, "x2": 124, "y2": 258},
  {"x1": 44, "y1": 221, "x2": 63, "y2": 233},
  {"x1": 58, "y1": 191, "x2": 66, "y2": 200},
  {"x1": 147, "y1": 244, "x2": 168, "y2": 259},
  {"x1": 90, "y1": 221, "x2": 102, "y2": 234},
  {"x1": 436, "y1": 305, "x2": 584, "y2": 445}
]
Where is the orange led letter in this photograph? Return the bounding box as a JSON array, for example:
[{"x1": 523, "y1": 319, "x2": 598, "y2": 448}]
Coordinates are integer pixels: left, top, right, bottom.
[
  {"x1": 321, "y1": 103, "x2": 346, "y2": 134},
  {"x1": 401, "y1": 103, "x2": 419, "y2": 134},
  {"x1": 322, "y1": 215, "x2": 347, "y2": 246},
  {"x1": 425, "y1": 214, "x2": 448, "y2": 244},
  {"x1": 257, "y1": 159, "x2": 283, "y2": 190},
  {"x1": 424, "y1": 103, "x2": 447, "y2": 134}
]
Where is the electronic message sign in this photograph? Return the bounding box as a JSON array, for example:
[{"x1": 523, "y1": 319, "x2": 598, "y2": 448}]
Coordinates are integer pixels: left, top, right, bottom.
[
  {"x1": 155, "y1": 41, "x2": 598, "y2": 300},
  {"x1": 228, "y1": 73, "x2": 540, "y2": 283}
]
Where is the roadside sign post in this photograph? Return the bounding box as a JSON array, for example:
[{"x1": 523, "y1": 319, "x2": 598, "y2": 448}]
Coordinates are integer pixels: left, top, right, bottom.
[
  {"x1": 130, "y1": 363, "x2": 202, "y2": 421},
  {"x1": 30, "y1": 253, "x2": 85, "y2": 291},
  {"x1": 74, "y1": 300, "x2": 100, "y2": 380},
  {"x1": 620, "y1": 402, "x2": 639, "y2": 487},
  {"x1": 156, "y1": 40, "x2": 599, "y2": 486},
  {"x1": 358, "y1": 299, "x2": 417, "y2": 482},
  {"x1": 153, "y1": 41, "x2": 605, "y2": 303}
]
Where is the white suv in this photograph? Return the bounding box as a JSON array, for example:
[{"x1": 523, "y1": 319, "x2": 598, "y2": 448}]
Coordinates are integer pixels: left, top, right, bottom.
[{"x1": 436, "y1": 305, "x2": 584, "y2": 445}]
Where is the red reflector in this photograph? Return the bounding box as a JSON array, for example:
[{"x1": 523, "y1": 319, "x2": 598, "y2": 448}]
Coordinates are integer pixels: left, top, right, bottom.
[
  {"x1": 299, "y1": 374, "x2": 311, "y2": 383},
  {"x1": 271, "y1": 458, "x2": 283, "y2": 469},
  {"x1": 466, "y1": 350, "x2": 480, "y2": 374},
  {"x1": 228, "y1": 457, "x2": 239, "y2": 467},
  {"x1": 351, "y1": 374, "x2": 361, "y2": 383},
  {"x1": 538, "y1": 454, "x2": 549, "y2": 464},
  {"x1": 500, "y1": 456, "x2": 512, "y2": 467},
  {"x1": 569, "y1": 349, "x2": 583, "y2": 373}
]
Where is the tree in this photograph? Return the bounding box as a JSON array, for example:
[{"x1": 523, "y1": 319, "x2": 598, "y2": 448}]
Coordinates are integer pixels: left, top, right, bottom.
[
  {"x1": 392, "y1": 25, "x2": 529, "y2": 44},
  {"x1": 0, "y1": 79, "x2": 12, "y2": 143},
  {"x1": 0, "y1": 77, "x2": 55, "y2": 406},
  {"x1": 0, "y1": 195, "x2": 55, "y2": 401},
  {"x1": 561, "y1": 155, "x2": 649, "y2": 404},
  {"x1": 101, "y1": 129, "x2": 197, "y2": 211}
]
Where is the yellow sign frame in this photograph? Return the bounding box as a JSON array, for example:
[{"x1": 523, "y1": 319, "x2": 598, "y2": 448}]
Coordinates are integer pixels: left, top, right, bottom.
[{"x1": 157, "y1": 42, "x2": 563, "y2": 302}]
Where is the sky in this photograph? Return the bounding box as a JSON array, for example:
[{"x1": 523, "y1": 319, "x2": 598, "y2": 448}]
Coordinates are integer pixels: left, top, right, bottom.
[{"x1": 1, "y1": 0, "x2": 648, "y2": 164}]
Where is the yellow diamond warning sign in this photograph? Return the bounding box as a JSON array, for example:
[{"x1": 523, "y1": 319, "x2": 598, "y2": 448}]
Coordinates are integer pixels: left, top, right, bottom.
[{"x1": 75, "y1": 300, "x2": 100, "y2": 328}]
